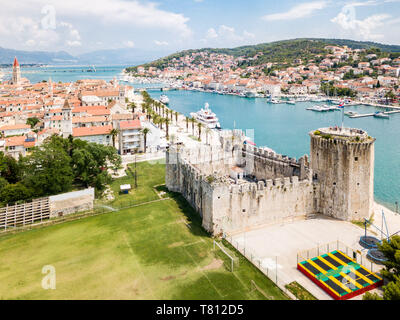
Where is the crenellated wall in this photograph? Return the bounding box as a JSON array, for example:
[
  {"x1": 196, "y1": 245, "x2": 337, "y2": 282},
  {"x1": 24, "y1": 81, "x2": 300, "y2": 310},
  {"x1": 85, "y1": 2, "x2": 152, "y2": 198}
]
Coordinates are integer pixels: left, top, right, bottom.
[
  {"x1": 166, "y1": 127, "x2": 375, "y2": 236},
  {"x1": 166, "y1": 142, "x2": 314, "y2": 236},
  {"x1": 241, "y1": 144, "x2": 311, "y2": 181},
  {"x1": 208, "y1": 175, "x2": 314, "y2": 235}
]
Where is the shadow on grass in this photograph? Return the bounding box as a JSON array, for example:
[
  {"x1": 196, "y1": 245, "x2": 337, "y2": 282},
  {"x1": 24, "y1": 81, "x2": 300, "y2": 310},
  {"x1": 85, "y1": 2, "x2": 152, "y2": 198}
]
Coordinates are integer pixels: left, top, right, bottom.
[{"x1": 167, "y1": 191, "x2": 210, "y2": 238}]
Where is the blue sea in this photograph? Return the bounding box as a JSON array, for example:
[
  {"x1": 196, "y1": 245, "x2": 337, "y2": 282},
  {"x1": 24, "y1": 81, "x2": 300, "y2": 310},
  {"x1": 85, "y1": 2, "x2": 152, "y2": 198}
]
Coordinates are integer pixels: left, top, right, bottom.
[
  {"x1": 6, "y1": 66, "x2": 400, "y2": 211},
  {"x1": 1, "y1": 65, "x2": 126, "y2": 83}
]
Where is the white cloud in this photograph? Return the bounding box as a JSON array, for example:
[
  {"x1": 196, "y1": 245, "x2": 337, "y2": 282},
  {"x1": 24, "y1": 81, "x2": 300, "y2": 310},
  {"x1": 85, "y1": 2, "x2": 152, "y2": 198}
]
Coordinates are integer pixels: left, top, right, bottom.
[
  {"x1": 262, "y1": 1, "x2": 328, "y2": 21},
  {"x1": 52, "y1": 0, "x2": 192, "y2": 38},
  {"x1": 201, "y1": 25, "x2": 257, "y2": 46},
  {"x1": 154, "y1": 40, "x2": 169, "y2": 46},
  {"x1": 0, "y1": 0, "x2": 192, "y2": 52},
  {"x1": 59, "y1": 21, "x2": 81, "y2": 47},
  {"x1": 25, "y1": 39, "x2": 36, "y2": 46},
  {"x1": 123, "y1": 40, "x2": 135, "y2": 48},
  {"x1": 206, "y1": 28, "x2": 218, "y2": 39},
  {"x1": 243, "y1": 31, "x2": 256, "y2": 39},
  {"x1": 331, "y1": 3, "x2": 391, "y2": 40}
]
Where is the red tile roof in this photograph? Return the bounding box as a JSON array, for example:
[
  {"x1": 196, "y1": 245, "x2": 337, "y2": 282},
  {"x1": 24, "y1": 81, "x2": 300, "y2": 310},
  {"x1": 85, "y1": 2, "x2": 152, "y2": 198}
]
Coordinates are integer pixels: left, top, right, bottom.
[
  {"x1": 119, "y1": 119, "x2": 141, "y2": 130},
  {"x1": 13, "y1": 56, "x2": 19, "y2": 67},
  {"x1": 73, "y1": 125, "x2": 112, "y2": 137}
]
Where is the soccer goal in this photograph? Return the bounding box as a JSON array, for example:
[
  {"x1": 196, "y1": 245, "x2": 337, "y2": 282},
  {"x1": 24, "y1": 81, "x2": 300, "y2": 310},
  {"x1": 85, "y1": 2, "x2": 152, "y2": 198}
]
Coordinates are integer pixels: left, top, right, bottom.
[{"x1": 213, "y1": 240, "x2": 238, "y2": 272}]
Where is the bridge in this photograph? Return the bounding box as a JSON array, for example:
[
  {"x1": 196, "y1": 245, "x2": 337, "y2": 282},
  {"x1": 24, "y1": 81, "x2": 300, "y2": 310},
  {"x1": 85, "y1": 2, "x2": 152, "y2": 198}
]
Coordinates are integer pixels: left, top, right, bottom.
[{"x1": 136, "y1": 85, "x2": 177, "y2": 91}]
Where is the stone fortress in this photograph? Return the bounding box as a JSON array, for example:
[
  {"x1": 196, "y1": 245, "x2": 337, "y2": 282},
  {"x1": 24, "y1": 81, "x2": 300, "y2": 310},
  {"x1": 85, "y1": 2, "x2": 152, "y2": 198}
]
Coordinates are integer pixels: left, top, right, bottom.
[{"x1": 166, "y1": 127, "x2": 375, "y2": 236}]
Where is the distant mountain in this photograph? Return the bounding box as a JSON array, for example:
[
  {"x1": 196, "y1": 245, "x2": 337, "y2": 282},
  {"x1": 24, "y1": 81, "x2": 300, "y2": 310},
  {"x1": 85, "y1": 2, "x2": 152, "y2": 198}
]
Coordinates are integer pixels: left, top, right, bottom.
[
  {"x1": 0, "y1": 46, "x2": 169, "y2": 66},
  {"x1": 77, "y1": 48, "x2": 170, "y2": 66},
  {"x1": 0, "y1": 47, "x2": 77, "y2": 64}
]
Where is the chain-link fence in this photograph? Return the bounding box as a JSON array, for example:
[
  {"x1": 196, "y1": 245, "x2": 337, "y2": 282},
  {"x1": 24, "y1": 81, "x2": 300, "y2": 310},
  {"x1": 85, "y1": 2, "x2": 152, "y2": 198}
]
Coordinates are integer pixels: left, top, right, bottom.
[{"x1": 224, "y1": 234, "x2": 297, "y2": 299}]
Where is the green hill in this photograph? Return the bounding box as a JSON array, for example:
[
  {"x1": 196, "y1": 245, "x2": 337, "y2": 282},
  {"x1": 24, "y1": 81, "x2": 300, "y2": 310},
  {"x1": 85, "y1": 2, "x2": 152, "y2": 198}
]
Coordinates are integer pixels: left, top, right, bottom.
[{"x1": 127, "y1": 38, "x2": 400, "y2": 72}]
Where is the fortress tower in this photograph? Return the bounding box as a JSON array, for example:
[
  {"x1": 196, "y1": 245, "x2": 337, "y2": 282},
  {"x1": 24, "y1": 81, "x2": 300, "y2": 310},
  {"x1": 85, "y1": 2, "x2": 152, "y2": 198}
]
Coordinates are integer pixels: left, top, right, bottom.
[
  {"x1": 61, "y1": 99, "x2": 73, "y2": 138},
  {"x1": 310, "y1": 127, "x2": 375, "y2": 222},
  {"x1": 12, "y1": 56, "x2": 21, "y2": 85}
]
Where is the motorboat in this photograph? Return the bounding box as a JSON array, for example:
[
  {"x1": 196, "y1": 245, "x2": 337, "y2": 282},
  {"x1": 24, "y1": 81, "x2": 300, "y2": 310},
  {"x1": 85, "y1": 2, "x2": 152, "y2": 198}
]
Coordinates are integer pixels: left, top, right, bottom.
[
  {"x1": 345, "y1": 111, "x2": 357, "y2": 117},
  {"x1": 160, "y1": 94, "x2": 170, "y2": 105},
  {"x1": 190, "y1": 103, "x2": 221, "y2": 129},
  {"x1": 374, "y1": 112, "x2": 390, "y2": 119}
]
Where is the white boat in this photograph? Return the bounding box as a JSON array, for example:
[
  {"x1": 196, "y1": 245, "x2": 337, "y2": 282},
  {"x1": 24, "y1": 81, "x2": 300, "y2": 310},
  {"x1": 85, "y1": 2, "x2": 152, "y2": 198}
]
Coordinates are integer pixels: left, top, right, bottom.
[
  {"x1": 306, "y1": 105, "x2": 330, "y2": 112},
  {"x1": 287, "y1": 100, "x2": 296, "y2": 105},
  {"x1": 374, "y1": 112, "x2": 389, "y2": 119},
  {"x1": 190, "y1": 103, "x2": 221, "y2": 130},
  {"x1": 270, "y1": 98, "x2": 282, "y2": 104},
  {"x1": 160, "y1": 94, "x2": 169, "y2": 105},
  {"x1": 345, "y1": 111, "x2": 357, "y2": 117}
]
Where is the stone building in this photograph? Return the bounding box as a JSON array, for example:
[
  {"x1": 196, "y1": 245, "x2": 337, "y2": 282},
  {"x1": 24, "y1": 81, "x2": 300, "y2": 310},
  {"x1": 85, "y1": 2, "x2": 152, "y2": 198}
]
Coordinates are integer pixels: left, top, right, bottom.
[
  {"x1": 61, "y1": 99, "x2": 73, "y2": 138},
  {"x1": 12, "y1": 57, "x2": 21, "y2": 85},
  {"x1": 166, "y1": 127, "x2": 375, "y2": 236}
]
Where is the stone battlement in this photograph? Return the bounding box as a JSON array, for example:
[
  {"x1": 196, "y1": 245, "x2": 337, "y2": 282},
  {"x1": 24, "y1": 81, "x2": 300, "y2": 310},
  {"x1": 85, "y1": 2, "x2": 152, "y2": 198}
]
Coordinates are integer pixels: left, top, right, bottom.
[
  {"x1": 228, "y1": 175, "x2": 307, "y2": 194},
  {"x1": 242, "y1": 144, "x2": 305, "y2": 167},
  {"x1": 310, "y1": 127, "x2": 375, "y2": 146}
]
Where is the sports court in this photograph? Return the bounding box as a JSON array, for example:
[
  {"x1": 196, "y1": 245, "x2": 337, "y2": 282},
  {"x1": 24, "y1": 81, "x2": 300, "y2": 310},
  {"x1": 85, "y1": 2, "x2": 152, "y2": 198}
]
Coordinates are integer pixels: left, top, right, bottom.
[
  {"x1": 229, "y1": 215, "x2": 383, "y2": 300},
  {"x1": 297, "y1": 249, "x2": 383, "y2": 300}
]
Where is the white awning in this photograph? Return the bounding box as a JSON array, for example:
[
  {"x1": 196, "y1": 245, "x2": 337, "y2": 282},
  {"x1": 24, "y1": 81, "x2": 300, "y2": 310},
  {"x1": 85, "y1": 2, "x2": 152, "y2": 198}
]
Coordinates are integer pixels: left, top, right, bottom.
[{"x1": 120, "y1": 184, "x2": 131, "y2": 191}]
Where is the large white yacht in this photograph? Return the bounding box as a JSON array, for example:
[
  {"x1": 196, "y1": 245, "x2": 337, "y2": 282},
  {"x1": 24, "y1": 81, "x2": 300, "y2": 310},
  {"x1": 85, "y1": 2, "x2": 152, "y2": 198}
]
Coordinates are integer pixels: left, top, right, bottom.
[
  {"x1": 190, "y1": 103, "x2": 221, "y2": 130},
  {"x1": 160, "y1": 94, "x2": 170, "y2": 105}
]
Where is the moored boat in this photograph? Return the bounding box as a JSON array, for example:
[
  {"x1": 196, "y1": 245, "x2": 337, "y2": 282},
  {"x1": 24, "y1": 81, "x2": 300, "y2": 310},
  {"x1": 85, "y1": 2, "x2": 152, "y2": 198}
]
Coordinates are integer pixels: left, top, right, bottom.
[
  {"x1": 374, "y1": 112, "x2": 390, "y2": 119},
  {"x1": 190, "y1": 103, "x2": 221, "y2": 130},
  {"x1": 160, "y1": 94, "x2": 169, "y2": 104}
]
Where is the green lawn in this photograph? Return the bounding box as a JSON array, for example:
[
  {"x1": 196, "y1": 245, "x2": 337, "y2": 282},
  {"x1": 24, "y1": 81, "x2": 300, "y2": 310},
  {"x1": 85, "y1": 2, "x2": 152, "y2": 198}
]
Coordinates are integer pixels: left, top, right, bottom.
[
  {"x1": 102, "y1": 160, "x2": 168, "y2": 209},
  {"x1": 285, "y1": 281, "x2": 317, "y2": 300},
  {"x1": 0, "y1": 161, "x2": 288, "y2": 300}
]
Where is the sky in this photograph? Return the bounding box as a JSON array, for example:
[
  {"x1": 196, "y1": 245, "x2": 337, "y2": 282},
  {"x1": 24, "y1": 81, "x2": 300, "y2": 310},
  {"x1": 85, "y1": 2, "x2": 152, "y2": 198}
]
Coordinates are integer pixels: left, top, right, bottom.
[{"x1": 0, "y1": 0, "x2": 399, "y2": 56}]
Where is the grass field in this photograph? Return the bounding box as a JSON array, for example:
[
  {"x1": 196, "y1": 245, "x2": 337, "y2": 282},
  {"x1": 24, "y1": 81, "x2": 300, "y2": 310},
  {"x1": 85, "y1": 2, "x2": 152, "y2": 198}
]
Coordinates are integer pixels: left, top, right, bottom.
[{"x1": 0, "y1": 161, "x2": 288, "y2": 300}]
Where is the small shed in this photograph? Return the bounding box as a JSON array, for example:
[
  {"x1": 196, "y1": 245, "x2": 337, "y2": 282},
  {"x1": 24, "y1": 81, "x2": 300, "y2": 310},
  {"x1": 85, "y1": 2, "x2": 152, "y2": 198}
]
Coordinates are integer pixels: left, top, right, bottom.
[
  {"x1": 230, "y1": 166, "x2": 245, "y2": 181},
  {"x1": 120, "y1": 184, "x2": 131, "y2": 194}
]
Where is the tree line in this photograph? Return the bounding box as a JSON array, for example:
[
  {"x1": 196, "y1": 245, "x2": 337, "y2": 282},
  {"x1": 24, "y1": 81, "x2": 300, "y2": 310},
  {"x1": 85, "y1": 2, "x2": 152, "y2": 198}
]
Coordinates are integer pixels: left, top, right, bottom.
[{"x1": 0, "y1": 135, "x2": 121, "y2": 206}]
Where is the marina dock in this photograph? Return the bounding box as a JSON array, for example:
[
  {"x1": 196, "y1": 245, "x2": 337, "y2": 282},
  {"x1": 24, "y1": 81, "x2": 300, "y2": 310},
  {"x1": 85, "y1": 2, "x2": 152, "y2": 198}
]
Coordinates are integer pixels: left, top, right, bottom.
[{"x1": 350, "y1": 110, "x2": 400, "y2": 118}]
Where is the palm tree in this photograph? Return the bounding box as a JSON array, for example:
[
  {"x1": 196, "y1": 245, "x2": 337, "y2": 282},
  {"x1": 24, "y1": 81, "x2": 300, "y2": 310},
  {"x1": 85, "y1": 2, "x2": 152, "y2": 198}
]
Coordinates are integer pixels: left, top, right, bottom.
[
  {"x1": 185, "y1": 117, "x2": 189, "y2": 133},
  {"x1": 170, "y1": 109, "x2": 173, "y2": 121},
  {"x1": 153, "y1": 116, "x2": 160, "y2": 128},
  {"x1": 129, "y1": 102, "x2": 137, "y2": 114},
  {"x1": 141, "y1": 128, "x2": 151, "y2": 153},
  {"x1": 165, "y1": 118, "x2": 171, "y2": 140},
  {"x1": 197, "y1": 122, "x2": 202, "y2": 141},
  {"x1": 190, "y1": 118, "x2": 196, "y2": 135},
  {"x1": 110, "y1": 128, "x2": 120, "y2": 149},
  {"x1": 175, "y1": 111, "x2": 179, "y2": 124},
  {"x1": 141, "y1": 102, "x2": 146, "y2": 113}
]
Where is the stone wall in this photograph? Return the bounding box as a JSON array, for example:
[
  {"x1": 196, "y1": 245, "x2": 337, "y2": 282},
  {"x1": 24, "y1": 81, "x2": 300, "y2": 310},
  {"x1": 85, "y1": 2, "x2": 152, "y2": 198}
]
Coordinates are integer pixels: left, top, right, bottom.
[
  {"x1": 166, "y1": 144, "x2": 315, "y2": 236},
  {"x1": 166, "y1": 127, "x2": 376, "y2": 236},
  {"x1": 206, "y1": 176, "x2": 314, "y2": 235},
  {"x1": 241, "y1": 145, "x2": 310, "y2": 181},
  {"x1": 49, "y1": 188, "x2": 95, "y2": 218}
]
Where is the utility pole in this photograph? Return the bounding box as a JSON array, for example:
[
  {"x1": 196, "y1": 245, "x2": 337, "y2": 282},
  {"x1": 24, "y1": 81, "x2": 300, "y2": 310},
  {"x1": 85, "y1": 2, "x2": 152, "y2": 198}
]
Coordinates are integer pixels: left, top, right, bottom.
[{"x1": 134, "y1": 155, "x2": 138, "y2": 189}]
